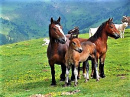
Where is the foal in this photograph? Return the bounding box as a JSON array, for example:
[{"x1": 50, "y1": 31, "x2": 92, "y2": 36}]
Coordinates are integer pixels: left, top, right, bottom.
[{"x1": 65, "y1": 36, "x2": 99, "y2": 86}]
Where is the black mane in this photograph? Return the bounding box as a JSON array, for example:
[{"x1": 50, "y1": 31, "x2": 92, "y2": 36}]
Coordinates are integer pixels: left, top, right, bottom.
[{"x1": 89, "y1": 21, "x2": 108, "y2": 41}]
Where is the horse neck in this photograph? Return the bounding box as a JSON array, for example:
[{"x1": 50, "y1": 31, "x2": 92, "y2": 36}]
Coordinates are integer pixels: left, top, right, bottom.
[
  {"x1": 90, "y1": 28, "x2": 108, "y2": 44},
  {"x1": 100, "y1": 29, "x2": 108, "y2": 43},
  {"x1": 49, "y1": 32, "x2": 59, "y2": 54}
]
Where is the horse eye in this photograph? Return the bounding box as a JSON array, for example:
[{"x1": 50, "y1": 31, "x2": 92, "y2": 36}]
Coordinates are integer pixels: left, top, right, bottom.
[
  {"x1": 72, "y1": 42, "x2": 76, "y2": 45},
  {"x1": 53, "y1": 28, "x2": 56, "y2": 31},
  {"x1": 110, "y1": 26, "x2": 113, "y2": 28}
]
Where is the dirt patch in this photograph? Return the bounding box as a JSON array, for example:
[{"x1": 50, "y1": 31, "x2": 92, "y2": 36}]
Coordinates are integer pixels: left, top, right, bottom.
[
  {"x1": 61, "y1": 89, "x2": 80, "y2": 95},
  {"x1": 30, "y1": 94, "x2": 52, "y2": 97},
  {"x1": 30, "y1": 94, "x2": 44, "y2": 97},
  {"x1": 117, "y1": 74, "x2": 128, "y2": 79},
  {"x1": 43, "y1": 69, "x2": 49, "y2": 72},
  {"x1": 117, "y1": 74, "x2": 128, "y2": 76},
  {"x1": 30, "y1": 90, "x2": 80, "y2": 97},
  {"x1": 44, "y1": 78, "x2": 49, "y2": 81}
]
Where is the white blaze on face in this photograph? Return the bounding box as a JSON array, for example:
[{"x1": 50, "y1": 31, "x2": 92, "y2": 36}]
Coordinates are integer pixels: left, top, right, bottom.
[{"x1": 55, "y1": 24, "x2": 67, "y2": 41}]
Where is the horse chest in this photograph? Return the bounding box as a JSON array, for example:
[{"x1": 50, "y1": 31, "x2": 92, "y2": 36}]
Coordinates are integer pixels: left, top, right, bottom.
[
  {"x1": 97, "y1": 44, "x2": 107, "y2": 55},
  {"x1": 47, "y1": 45, "x2": 65, "y2": 64}
]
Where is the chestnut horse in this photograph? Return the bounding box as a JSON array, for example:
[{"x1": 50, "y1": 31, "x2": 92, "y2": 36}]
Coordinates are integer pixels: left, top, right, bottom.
[
  {"x1": 47, "y1": 17, "x2": 69, "y2": 85},
  {"x1": 88, "y1": 18, "x2": 120, "y2": 78},
  {"x1": 76, "y1": 18, "x2": 120, "y2": 79},
  {"x1": 65, "y1": 35, "x2": 99, "y2": 86}
]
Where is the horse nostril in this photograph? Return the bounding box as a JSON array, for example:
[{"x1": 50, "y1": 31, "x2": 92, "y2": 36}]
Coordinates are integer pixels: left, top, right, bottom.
[
  {"x1": 62, "y1": 38, "x2": 65, "y2": 42},
  {"x1": 79, "y1": 48, "x2": 83, "y2": 53}
]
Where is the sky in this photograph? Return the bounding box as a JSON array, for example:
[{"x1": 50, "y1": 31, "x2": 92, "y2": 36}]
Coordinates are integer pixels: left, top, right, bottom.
[{"x1": 2, "y1": 0, "x2": 129, "y2": 2}]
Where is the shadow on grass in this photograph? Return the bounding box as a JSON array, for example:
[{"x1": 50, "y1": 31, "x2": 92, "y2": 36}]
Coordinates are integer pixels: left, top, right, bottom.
[{"x1": 9, "y1": 79, "x2": 51, "y2": 92}]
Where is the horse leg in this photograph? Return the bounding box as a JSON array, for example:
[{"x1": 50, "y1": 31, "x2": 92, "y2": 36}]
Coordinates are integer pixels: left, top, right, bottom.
[
  {"x1": 60, "y1": 64, "x2": 66, "y2": 81},
  {"x1": 99, "y1": 55, "x2": 106, "y2": 78},
  {"x1": 93, "y1": 58, "x2": 99, "y2": 81},
  {"x1": 74, "y1": 66, "x2": 78, "y2": 86},
  {"x1": 83, "y1": 61, "x2": 87, "y2": 78},
  {"x1": 64, "y1": 66, "x2": 70, "y2": 86},
  {"x1": 71, "y1": 63, "x2": 80, "y2": 81},
  {"x1": 49, "y1": 61, "x2": 56, "y2": 85},
  {"x1": 91, "y1": 60, "x2": 96, "y2": 79},
  {"x1": 71, "y1": 65, "x2": 75, "y2": 81},
  {"x1": 85, "y1": 60, "x2": 89, "y2": 82},
  {"x1": 120, "y1": 31, "x2": 122, "y2": 38},
  {"x1": 78, "y1": 63, "x2": 81, "y2": 79},
  {"x1": 123, "y1": 30, "x2": 124, "y2": 38}
]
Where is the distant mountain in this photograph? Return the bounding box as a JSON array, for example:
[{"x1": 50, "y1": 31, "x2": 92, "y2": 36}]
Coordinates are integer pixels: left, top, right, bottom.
[{"x1": 0, "y1": 0, "x2": 130, "y2": 45}]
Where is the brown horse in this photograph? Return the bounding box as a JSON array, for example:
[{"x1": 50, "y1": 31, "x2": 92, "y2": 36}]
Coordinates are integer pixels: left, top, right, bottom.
[
  {"x1": 88, "y1": 18, "x2": 120, "y2": 78},
  {"x1": 68, "y1": 27, "x2": 79, "y2": 37},
  {"x1": 76, "y1": 18, "x2": 120, "y2": 79},
  {"x1": 65, "y1": 35, "x2": 99, "y2": 86},
  {"x1": 47, "y1": 17, "x2": 70, "y2": 85}
]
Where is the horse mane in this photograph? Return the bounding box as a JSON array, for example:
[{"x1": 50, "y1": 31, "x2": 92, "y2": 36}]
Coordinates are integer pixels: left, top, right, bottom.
[
  {"x1": 89, "y1": 21, "x2": 106, "y2": 41},
  {"x1": 89, "y1": 20, "x2": 114, "y2": 42}
]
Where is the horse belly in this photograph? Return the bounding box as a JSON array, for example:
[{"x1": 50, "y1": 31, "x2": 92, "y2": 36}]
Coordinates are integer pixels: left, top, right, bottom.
[{"x1": 79, "y1": 53, "x2": 89, "y2": 62}]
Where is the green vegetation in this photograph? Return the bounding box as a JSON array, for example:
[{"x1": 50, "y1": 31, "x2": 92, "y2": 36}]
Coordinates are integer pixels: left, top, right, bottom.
[{"x1": 0, "y1": 29, "x2": 130, "y2": 97}]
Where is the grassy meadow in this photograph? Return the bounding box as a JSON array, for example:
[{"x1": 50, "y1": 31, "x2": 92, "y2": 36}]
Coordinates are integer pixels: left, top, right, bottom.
[{"x1": 0, "y1": 29, "x2": 130, "y2": 97}]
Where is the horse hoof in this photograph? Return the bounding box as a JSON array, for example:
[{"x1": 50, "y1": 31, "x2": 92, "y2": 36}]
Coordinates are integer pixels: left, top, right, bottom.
[
  {"x1": 51, "y1": 83, "x2": 56, "y2": 86},
  {"x1": 74, "y1": 82, "x2": 78, "y2": 86},
  {"x1": 96, "y1": 79, "x2": 99, "y2": 81},
  {"x1": 100, "y1": 74, "x2": 105, "y2": 78},
  {"x1": 63, "y1": 82, "x2": 71, "y2": 87},
  {"x1": 84, "y1": 79, "x2": 89, "y2": 83},
  {"x1": 74, "y1": 84, "x2": 77, "y2": 87},
  {"x1": 91, "y1": 74, "x2": 96, "y2": 79},
  {"x1": 63, "y1": 84, "x2": 67, "y2": 87},
  {"x1": 60, "y1": 78, "x2": 65, "y2": 81}
]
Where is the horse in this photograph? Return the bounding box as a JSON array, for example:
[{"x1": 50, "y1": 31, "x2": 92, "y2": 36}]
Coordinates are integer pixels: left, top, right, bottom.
[
  {"x1": 68, "y1": 27, "x2": 79, "y2": 38},
  {"x1": 122, "y1": 16, "x2": 130, "y2": 25},
  {"x1": 89, "y1": 27, "x2": 98, "y2": 37},
  {"x1": 47, "y1": 17, "x2": 69, "y2": 85},
  {"x1": 70, "y1": 18, "x2": 120, "y2": 81},
  {"x1": 115, "y1": 22, "x2": 128, "y2": 38},
  {"x1": 42, "y1": 38, "x2": 50, "y2": 46},
  {"x1": 86, "y1": 18, "x2": 120, "y2": 78},
  {"x1": 65, "y1": 34, "x2": 99, "y2": 86}
]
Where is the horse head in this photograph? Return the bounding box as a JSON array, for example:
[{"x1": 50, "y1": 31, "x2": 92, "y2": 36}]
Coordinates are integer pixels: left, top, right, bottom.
[
  {"x1": 49, "y1": 17, "x2": 66, "y2": 44},
  {"x1": 68, "y1": 27, "x2": 79, "y2": 38},
  {"x1": 69, "y1": 35, "x2": 82, "y2": 53},
  {"x1": 123, "y1": 22, "x2": 128, "y2": 27},
  {"x1": 105, "y1": 18, "x2": 120, "y2": 39}
]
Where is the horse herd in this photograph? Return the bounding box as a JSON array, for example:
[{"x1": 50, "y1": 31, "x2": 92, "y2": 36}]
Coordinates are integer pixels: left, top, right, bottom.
[
  {"x1": 47, "y1": 17, "x2": 121, "y2": 86},
  {"x1": 89, "y1": 16, "x2": 129, "y2": 38}
]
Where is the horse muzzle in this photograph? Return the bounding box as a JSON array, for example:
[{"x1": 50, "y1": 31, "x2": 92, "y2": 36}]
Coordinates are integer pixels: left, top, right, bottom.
[
  {"x1": 114, "y1": 33, "x2": 120, "y2": 39},
  {"x1": 77, "y1": 48, "x2": 83, "y2": 53},
  {"x1": 58, "y1": 37, "x2": 66, "y2": 44}
]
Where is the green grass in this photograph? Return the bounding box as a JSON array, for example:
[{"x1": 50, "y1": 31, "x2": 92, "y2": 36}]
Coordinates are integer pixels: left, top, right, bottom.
[{"x1": 0, "y1": 29, "x2": 130, "y2": 97}]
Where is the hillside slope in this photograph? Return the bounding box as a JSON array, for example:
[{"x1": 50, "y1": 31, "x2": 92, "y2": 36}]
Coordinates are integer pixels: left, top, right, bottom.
[{"x1": 0, "y1": 29, "x2": 130, "y2": 97}]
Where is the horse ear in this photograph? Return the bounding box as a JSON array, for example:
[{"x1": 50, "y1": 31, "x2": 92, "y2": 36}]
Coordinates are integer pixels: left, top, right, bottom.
[
  {"x1": 123, "y1": 16, "x2": 127, "y2": 18},
  {"x1": 51, "y1": 17, "x2": 53, "y2": 23},
  {"x1": 75, "y1": 26, "x2": 79, "y2": 30},
  {"x1": 69, "y1": 34, "x2": 74, "y2": 40},
  {"x1": 57, "y1": 17, "x2": 61, "y2": 23},
  {"x1": 108, "y1": 18, "x2": 111, "y2": 21},
  {"x1": 110, "y1": 18, "x2": 113, "y2": 21}
]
